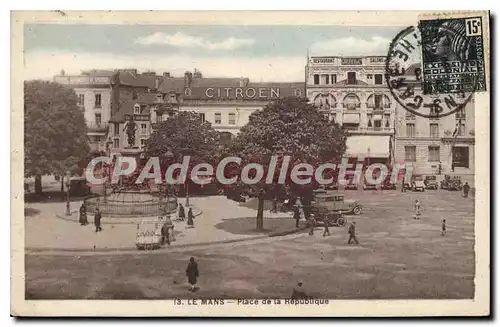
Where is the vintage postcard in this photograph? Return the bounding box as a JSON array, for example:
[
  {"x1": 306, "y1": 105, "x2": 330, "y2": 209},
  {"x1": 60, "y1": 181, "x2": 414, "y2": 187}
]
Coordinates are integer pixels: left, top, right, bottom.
[{"x1": 11, "y1": 10, "x2": 490, "y2": 317}]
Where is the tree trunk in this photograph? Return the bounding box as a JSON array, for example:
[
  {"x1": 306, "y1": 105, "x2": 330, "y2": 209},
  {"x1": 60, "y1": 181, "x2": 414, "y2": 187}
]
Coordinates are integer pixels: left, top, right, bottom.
[
  {"x1": 60, "y1": 178, "x2": 65, "y2": 199},
  {"x1": 34, "y1": 175, "x2": 42, "y2": 195},
  {"x1": 256, "y1": 198, "x2": 264, "y2": 230}
]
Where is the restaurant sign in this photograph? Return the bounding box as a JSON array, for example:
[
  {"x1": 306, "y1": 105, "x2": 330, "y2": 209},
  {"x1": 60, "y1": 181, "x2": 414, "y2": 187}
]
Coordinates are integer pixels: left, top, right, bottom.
[{"x1": 341, "y1": 58, "x2": 363, "y2": 65}]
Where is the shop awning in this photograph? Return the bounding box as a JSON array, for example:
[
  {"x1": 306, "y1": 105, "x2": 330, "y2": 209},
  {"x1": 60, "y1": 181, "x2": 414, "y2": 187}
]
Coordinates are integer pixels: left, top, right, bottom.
[{"x1": 345, "y1": 135, "x2": 390, "y2": 158}]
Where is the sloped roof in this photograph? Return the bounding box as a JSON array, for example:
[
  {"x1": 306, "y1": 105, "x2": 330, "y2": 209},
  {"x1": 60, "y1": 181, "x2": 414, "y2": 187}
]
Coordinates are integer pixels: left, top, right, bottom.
[
  {"x1": 158, "y1": 77, "x2": 185, "y2": 93},
  {"x1": 117, "y1": 71, "x2": 158, "y2": 88},
  {"x1": 109, "y1": 97, "x2": 154, "y2": 123}
]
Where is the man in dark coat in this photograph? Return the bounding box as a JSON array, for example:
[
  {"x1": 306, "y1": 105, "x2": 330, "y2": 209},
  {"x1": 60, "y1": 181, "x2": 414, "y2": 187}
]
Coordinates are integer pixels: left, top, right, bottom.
[
  {"x1": 348, "y1": 221, "x2": 358, "y2": 244},
  {"x1": 79, "y1": 203, "x2": 88, "y2": 226},
  {"x1": 94, "y1": 208, "x2": 102, "y2": 232},
  {"x1": 463, "y1": 182, "x2": 470, "y2": 198},
  {"x1": 293, "y1": 206, "x2": 301, "y2": 228},
  {"x1": 187, "y1": 208, "x2": 194, "y2": 228},
  {"x1": 291, "y1": 281, "x2": 308, "y2": 299},
  {"x1": 178, "y1": 204, "x2": 186, "y2": 221},
  {"x1": 186, "y1": 257, "x2": 199, "y2": 291}
]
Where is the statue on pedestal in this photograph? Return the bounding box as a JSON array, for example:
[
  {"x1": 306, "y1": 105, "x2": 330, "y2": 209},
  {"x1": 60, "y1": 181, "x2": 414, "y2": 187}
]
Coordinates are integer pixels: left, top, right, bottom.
[{"x1": 123, "y1": 116, "x2": 138, "y2": 148}]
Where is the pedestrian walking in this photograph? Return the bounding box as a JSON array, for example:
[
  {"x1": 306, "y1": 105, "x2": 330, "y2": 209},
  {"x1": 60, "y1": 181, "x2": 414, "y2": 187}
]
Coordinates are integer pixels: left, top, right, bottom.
[
  {"x1": 271, "y1": 196, "x2": 278, "y2": 213},
  {"x1": 441, "y1": 219, "x2": 447, "y2": 236},
  {"x1": 293, "y1": 205, "x2": 301, "y2": 228},
  {"x1": 308, "y1": 214, "x2": 316, "y2": 236},
  {"x1": 323, "y1": 215, "x2": 331, "y2": 237},
  {"x1": 79, "y1": 203, "x2": 88, "y2": 226},
  {"x1": 348, "y1": 221, "x2": 359, "y2": 244},
  {"x1": 161, "y1": 219, "x2": 170, "y2": 245},
  {"x1": 413, "y1": 200, "x2": 422, "y2": 219},
  {"x1": 94, "y1": 207, "x2": 102, "y2": 232},
  {"x1": 186, "y1": 257, "x2": 199, "y2": 292},
  {"x1": 187, "y1": 208, "x2": 194, "y2": 228},
  {"x1": 401, "y1": 180, "x2": 406, "y2": 193},
  {"x1": 291, "y1": 281, "x2": 308, "y2": 299},
  {"x1": 463, "y1": 182, "x2": 470, "y2": 198},
  {"x1": 178, "y1": 204, "x2": 185, "y2": 221}
]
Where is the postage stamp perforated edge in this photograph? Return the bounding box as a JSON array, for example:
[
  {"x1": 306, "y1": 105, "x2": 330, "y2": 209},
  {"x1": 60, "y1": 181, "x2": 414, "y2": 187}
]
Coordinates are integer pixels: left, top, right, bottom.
[{"x1": 10, "y1": 10, "x2": 491, "y2": 317}]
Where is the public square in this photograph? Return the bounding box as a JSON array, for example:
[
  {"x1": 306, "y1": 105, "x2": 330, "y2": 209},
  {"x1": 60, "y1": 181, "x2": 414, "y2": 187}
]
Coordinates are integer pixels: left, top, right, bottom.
[{"x1": 25, "y1": 186, "x2": 475, "y2": 299}]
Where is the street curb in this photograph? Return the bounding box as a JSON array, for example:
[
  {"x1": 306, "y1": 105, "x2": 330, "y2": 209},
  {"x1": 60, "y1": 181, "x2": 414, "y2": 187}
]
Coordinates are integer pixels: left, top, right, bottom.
[
  {"x1": 55, "y1": 208, "x2": 203, "y2": 225},
  {"x1": 26, "y1": 227, "x2": 306, "y2": 254}
]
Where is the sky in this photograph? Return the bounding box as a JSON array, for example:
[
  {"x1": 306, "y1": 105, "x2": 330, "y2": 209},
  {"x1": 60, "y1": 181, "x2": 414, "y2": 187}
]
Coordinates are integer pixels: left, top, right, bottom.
[{"x1": 24, "y1": 24, "x2": 402, "y2": 82}]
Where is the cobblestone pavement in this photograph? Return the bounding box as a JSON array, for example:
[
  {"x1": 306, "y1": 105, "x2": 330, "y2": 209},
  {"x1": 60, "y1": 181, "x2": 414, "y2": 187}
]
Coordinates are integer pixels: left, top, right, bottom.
[{"x1": 26, "y1": 189, "x2": 475, "y2": 299}]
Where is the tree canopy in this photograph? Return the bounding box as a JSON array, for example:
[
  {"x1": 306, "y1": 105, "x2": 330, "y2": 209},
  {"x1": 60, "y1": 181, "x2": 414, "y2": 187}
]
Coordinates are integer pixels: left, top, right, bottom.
[
  {"x1": 144, "y1": 111, "x2": 221, "y2": 167},
  {"x1": 24, "y1": 80, "x2": 90, "y2": 180},
  {"x1": 227, "y1": 96, "x2": 348, "y2": 189}
]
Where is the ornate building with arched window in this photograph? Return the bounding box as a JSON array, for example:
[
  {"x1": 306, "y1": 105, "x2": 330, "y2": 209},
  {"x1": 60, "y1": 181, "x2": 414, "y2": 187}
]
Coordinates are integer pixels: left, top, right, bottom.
[{"x1": 306, "y1": 56, "x2": 396, "y2": 165}]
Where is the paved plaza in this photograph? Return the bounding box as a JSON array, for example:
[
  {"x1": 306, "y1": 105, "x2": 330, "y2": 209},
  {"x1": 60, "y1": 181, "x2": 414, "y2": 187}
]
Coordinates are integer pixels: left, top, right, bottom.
[{"x1": 25, "y1": 189, "x2": 475, "y2": 299}]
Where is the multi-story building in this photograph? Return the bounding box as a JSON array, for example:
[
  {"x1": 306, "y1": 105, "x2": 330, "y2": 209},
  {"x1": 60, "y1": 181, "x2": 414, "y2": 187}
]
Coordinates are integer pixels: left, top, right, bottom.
[
  {"x1": 54, "y1": 70, "x2": 114, "y2": 153},
  {"x1": 393, "y1": 66, "x2": 475, "y2": 183},
  {"x1": 305, "y1": 56, "x2": 396, "y2": 165}
]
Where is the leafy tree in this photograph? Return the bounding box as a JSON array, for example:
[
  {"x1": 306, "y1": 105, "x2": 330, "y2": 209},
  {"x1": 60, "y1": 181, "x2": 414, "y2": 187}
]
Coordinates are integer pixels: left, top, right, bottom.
[
  {"x1": 144, "y1": 111, "x2": 221, "y2": 188},
  {"x1": 24, "y1": 80, "x2": 90, "y2": 194},
  {"x1": 225, "y1": 96, "x2": 348, "y2": 230}
]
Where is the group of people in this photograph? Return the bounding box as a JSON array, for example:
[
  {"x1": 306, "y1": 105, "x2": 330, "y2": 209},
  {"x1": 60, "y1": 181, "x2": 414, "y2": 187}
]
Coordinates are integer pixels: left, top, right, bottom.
[
  {"x1": 79, "y1": 203, "x2": 102, "y2": 233},
  {"x1": 413, "y1": 200, "x2": 447, "y2": 236},
  {"x1": 176, "y1": 203, "x2": 195, "y2": 228}
]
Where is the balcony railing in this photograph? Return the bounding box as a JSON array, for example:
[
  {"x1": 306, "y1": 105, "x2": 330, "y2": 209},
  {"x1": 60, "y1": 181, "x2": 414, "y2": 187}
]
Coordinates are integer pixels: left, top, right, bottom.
[{"x1": 87, "y1": 122, "x2": 108, "y2": 133}]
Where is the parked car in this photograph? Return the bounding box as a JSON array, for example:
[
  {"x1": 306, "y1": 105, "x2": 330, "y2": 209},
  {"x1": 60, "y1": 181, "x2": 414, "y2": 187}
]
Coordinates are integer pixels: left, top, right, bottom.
[
  {"x1": 69, "y1": 177, "x2": 91, "y2": 196},
  {"x1": 311, "y1": 193, "x2": 363, "y2": 215},
  {"x1": 440, "y1": 175, "x2": 463, "y2": 191},
  {"x1": 411, "y1": 174, "x2": 426, "y2": 192},
  {"x1": 424, "y1": 175, "x2": 439, "y2": 190}
]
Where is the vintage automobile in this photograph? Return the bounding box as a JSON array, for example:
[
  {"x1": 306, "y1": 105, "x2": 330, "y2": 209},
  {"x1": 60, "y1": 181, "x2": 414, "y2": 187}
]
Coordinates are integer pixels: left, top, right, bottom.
[
  {"x1": 311, "y1": 193, "x2": 363, "y2": 216},
  {"x1": 411, "y1": 174, "x2": 426, "y2": 192},
  {"x1": 424, "y1": 175, "x2": 439, "y2": 190},
  {"x1": 440, "y1": 175, "x2": 463, "y2": 191},
  {"x1": 69, "y1": 177, "x2": 91, "y2": 196}
]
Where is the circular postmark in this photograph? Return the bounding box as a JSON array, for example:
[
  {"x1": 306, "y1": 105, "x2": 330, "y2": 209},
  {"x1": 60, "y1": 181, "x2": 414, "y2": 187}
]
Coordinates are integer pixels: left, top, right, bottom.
[{"x1": 385, "y1": 25, "x2": 476, "y2": 119}]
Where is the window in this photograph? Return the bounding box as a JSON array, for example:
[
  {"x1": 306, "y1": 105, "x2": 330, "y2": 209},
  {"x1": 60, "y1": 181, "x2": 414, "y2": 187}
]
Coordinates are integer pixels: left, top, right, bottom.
[
  {"x1": 430, "y1": 123, "x2": 439, "y2": 137},
  {"x1": 367, "y1": 114, "x2": 373, "y2": 127},
  {"x1": 455, "y1": 121, "x2": 466, "y2": 136},
  {"x1": 156, "y1": 93, "x2": 163, "y2": 102},
  {"x1": 199, "y1": 113, "x2": 206, "y2": 123},
  {"x1": 94, "y1": 93, "x2": 102, "y2": 108},
  {"x1": 452, "y1": 146, "x2": 469, "y2": 168},
  {"x1": 132, "y1": 90, "x2": 138, "y2": 100},
  {"x1": 214, "y1": 112, "x2": 222, "y2": 124},
  {"x1": 331, "y1": 74, "x2": 337, "y2": 84},
  {"x1": 77, "y1": 94, "x2": 85, "y2": 106},
  {"x1": 384, "y1": 114, "x2": 391, "y2": 128},
  {"x1": 113, "y1": 139, "x2": 119, "y2": 149},
  {"x1": 347, "y1": 72, "x2": 356, "y2": 85},
  {"x1": 405, "y1": 146, "x2": 416, "y2": 162},
  {"x1": 170, "y1": 94, "x2": 176, "y2": 102},
  {"x1": 367, "y1": 74, "x2": 373, "y2": 79},
  {"x1": 374, "y1": 119, "x2": 382, "y2": 129},
  {"x1": 428, "y1": 146, "x2": 440, "y2": 162},
  {"x1": 313, "y1": 74, "x2": 319, "y2": 85},
  {"x1": 406, "y1": 123, "x2": 415, "y2": 137},
  {"x1": 323, "y1": 74, "x2": 330, "y2": 84},
  {"x1": 228, "y1": 113, "x2": 236, "y2": 125},
  {"x1": 374, "y1": 94, "x2": 383, "y2": 109},
  {"x1": 134, "y1": 104, "x2": 141, "y2": 115},
  {"x1": 156, "y1": 114, "x2": 162, "y2": 124},
  {"x1": 141, "y1": 123, "x2": 147, "y2": 135},
  {"x1": 141, "y1": 139, "x2": 146, "y2": 148},
  {"x1": 113, "y1": 123, "x2": 119, "y2": 136},
  {"x1": 374, "y1": 74, "x2": 383, "y2": 85},
  {"x1": 456, "y1": 108, "x2": 466, "y2": 119},
  {"x1": 94, "y1": 136, "x2": 101, "y2": 142},
  {"x1": 95, "y1": 113, "x2": 102, "y2": 125}
]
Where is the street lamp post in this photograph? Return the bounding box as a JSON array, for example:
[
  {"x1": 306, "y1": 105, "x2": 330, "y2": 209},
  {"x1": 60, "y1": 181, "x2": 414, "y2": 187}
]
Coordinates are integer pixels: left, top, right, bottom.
[{"x1": 65, "y1": 171, "x2": 71, "y2": 216}]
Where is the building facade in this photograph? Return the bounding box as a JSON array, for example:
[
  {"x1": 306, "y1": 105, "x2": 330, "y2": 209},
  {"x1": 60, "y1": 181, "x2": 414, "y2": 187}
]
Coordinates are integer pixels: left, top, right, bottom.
[
  {"x1": 54, "y1": 71, "x2": 114, "y2": 153},
  {"x1": 393, "y1": 70, "x2": 475, "y2": 183},
  {"x1": 305, "y1": 56, "x2": 396, "y2": 165}
]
